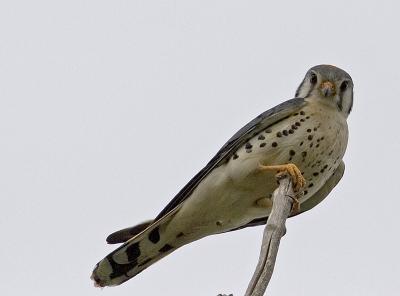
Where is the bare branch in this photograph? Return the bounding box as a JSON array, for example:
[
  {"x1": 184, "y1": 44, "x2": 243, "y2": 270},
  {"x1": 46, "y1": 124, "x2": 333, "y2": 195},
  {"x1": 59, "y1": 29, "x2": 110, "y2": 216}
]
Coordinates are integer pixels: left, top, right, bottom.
[{"x1": 244, "y1": 174, "x2": 296, "y2": 296}]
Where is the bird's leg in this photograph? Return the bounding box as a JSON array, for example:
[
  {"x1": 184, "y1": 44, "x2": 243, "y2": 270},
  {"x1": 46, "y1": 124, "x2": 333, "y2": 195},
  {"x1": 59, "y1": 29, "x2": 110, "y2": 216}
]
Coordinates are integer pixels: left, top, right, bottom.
[
  {"x1": 256, "y1": 197, "x2": 273, "y2": 208},
  {"x1": 258, "y1": 163, "x2": 305, "y2": 191},
  {"x1": 258, "y1": 163, "x2": 305, "y2": 215}
]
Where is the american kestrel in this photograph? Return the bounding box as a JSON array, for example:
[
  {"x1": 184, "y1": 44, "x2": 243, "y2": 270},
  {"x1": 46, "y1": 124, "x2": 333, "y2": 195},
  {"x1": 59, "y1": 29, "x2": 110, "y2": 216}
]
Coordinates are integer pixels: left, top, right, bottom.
[{"x1": 91, "y1": 65, "x2": 353, "y2": 287}]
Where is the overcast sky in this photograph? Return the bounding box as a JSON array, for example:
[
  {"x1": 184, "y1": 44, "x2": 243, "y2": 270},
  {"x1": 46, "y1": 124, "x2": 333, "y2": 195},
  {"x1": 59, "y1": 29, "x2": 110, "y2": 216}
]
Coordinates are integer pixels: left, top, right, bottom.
[{"x1": 1, "y1": 1, "x2": 399, "y2": 295}]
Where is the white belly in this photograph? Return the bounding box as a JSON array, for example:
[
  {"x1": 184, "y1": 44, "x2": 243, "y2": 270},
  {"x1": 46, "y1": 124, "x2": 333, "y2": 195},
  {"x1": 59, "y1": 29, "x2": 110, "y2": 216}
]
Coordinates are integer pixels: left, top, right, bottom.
[{"x1": 167, "y1": 102, "x2": 348, "y2": 241}]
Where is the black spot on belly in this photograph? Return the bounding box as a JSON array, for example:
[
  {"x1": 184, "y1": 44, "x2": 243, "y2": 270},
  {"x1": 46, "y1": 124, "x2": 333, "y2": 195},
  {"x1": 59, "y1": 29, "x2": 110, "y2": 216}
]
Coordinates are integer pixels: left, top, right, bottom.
[
  {"x1": 245, "y1": 142, "x2": 252, "y2": 149},
  {"x1": 272, "y1": 142, "x2": 278, "y2": 147},
  {"x1": 300, "y1": 111, "x2": 305, "y2": 115},
  {"x1": 258, "y1": 134, "x2": 265, "y2": 140},
  {"x1": 288, "y1": 149, "x2": 296, "y2": 161},
  {"x1": 276, "y1": 131, "x2": 282, "y2": 137},
  {"x1": 307, "y1": 129, "x2": 312, "y2": 133},
  {"x1": 313, "y1": 172, "x2": 319, "y2": 176},
  {"x1": 233, "y1": 153, "x2": 239, "y2": 160},
  {"x1": 159, "y1": 244, "x2": 174, "y2": 253},
  {"x1": 126, "y1": 242, "x2": 141, "y2": 262},
  {"x1": 308, "y1": 135, "x2": 313, "y2": 140},
  {"x1": 283, "y1": 130, "x2": 288, "y2": 136},
  {"x1": 260, "y1": 142, "x2": 266, "y2": 147},
  {"x1": 289, "y1": 129, "x2": 294, "y2": 134},
  {"x1": 148, "y1": 227, "x2": 160, "y2": 244},
  {"x1": 295, "y1": 122, "x2": 301, "y2": 126}
]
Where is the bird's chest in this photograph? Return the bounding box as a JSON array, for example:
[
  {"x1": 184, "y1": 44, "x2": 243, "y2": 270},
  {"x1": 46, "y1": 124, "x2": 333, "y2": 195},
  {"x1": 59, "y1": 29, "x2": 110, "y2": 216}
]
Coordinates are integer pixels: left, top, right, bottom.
[
  {"x1": 172, "y1": 104, "x2": 348, "y2": 235},
  {"x1": 225, "y1": 103, "x2": 348, "y2": 203}
]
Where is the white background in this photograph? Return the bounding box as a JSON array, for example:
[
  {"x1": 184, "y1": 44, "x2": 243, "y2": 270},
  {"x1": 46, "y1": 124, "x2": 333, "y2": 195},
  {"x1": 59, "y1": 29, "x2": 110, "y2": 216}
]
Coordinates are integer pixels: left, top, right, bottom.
[{"x1": 1, "y1": 1, "x2": 399, "y2": 295}]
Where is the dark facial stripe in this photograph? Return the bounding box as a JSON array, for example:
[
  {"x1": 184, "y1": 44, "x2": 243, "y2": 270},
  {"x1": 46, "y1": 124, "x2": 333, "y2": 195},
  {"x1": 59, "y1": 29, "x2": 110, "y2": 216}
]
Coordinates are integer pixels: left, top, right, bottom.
[
  {"x1": 337, "y1": 94, "x2": 343, "y2": 111},
  {"x1": 346, "y1": 93, "x2": 354, "y2": 114}
]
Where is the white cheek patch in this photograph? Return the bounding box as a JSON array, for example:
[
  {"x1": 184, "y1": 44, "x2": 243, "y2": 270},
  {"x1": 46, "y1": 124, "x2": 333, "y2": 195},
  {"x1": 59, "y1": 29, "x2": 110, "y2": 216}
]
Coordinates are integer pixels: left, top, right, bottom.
[
  {"x1": 337, "y1": 89, "x2": 353, "y2": 116},
  {"x1": 296, "y1": 80, "x2": 313, "y2": 98}
]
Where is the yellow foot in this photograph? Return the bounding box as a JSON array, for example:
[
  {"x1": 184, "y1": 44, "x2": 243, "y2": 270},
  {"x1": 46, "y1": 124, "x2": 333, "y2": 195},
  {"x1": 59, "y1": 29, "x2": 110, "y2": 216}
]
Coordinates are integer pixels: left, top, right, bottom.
[
  {"x1": 258, "y1": 163, "x2": 305, "y2": 192},
  {"x1": 258, "y1": 163, "x2": 305, "y2": 215},
  {"x1": 290, "y1": 196, "x2": 301, "y2": 215}
]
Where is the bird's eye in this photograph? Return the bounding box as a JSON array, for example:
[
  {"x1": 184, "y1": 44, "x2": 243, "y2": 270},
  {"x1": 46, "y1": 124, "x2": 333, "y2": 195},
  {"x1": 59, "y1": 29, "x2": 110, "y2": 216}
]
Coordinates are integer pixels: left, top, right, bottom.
[
  {"x1": 309, "y1": 72, "x2": 317, "y2": 84},
  {"x1": 340, "y1": 81, "x2": 349, "y2": 92}
]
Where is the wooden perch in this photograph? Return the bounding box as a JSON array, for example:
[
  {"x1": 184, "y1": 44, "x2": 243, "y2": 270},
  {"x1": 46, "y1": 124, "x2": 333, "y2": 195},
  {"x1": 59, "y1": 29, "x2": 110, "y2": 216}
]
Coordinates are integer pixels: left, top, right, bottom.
[{"x1": 244, "y1": 173, "x2": 297, "y2": 296}]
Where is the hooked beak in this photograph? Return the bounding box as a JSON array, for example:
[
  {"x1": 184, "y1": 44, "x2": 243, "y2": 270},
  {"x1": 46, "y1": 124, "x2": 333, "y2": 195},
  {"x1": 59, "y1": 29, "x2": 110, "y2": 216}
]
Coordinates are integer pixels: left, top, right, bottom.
[{"x1": 320, "y1": 81, "x2": 336, "y2": 97}]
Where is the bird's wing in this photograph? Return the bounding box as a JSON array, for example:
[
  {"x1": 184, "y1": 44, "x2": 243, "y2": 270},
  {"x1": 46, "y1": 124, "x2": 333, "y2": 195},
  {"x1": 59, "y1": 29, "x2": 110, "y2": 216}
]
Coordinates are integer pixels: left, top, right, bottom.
[
  {"x1": 154, "y1": 97, "x2": 307, "y2": 221},
  {"x1": 226, "y1": 161, "x2": 345, "y2": 232}
]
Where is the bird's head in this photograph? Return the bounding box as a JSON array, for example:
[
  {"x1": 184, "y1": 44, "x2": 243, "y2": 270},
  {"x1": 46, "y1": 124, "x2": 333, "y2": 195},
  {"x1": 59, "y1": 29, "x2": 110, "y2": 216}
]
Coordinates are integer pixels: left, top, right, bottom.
[{"x1": 295, "y1": 65, "x2": 354, "y2": 117}]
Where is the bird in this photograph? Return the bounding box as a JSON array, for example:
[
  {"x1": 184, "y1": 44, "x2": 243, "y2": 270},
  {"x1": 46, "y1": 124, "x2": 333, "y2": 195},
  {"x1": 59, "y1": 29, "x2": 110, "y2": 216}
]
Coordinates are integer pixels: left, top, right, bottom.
[{"x1": 91, "y1": 64, "x2": 353, "y2": 287}]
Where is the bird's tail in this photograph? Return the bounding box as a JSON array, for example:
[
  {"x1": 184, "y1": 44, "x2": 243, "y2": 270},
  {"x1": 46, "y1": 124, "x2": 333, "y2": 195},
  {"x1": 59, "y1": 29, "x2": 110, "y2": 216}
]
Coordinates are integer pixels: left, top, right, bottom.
[{"x1": 91, "y1": 209, "x2": 181, "y2": 287}]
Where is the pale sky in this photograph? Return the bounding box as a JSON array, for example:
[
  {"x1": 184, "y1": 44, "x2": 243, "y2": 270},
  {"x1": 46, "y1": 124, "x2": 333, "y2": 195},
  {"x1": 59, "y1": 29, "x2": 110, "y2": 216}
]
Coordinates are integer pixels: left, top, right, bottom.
[{"x1": 1, "y1": 1, "x2": 399, "y2": 295}]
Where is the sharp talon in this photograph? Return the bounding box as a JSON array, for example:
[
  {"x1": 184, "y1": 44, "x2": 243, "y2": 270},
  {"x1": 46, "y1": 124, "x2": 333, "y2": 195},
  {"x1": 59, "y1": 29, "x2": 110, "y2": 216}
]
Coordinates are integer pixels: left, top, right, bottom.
[
  {"x1": 289, "y1": 195, "x2": 301, "y2": 215},
  {"x1": 259, "y1": 163, "x2": 306, "y2": 193}
]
